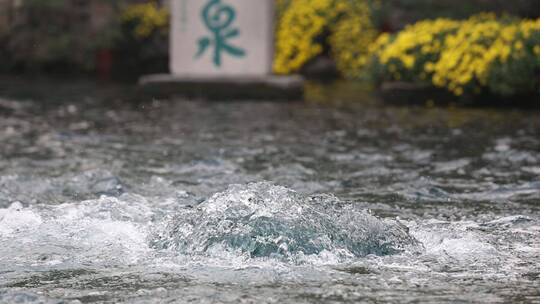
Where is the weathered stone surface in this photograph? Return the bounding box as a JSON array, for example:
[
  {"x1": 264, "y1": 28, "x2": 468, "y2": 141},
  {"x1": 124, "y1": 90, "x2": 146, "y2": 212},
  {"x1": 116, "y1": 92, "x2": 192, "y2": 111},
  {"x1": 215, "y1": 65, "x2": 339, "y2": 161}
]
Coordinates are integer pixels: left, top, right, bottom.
[{"x1": 138, "y1": 74, "x2": 304, "y2": 101}]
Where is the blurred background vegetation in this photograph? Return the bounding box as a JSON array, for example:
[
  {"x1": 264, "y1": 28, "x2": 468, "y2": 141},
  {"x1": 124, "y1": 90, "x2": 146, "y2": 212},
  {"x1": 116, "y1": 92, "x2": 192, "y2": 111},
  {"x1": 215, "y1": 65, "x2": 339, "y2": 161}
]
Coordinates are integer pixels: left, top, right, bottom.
[
  {"x1": 0, "y1": 0, "x2": 539, "y2": 99},
  {"x1": 0, "y1": 0, "x2": 169, "y2": 79}
]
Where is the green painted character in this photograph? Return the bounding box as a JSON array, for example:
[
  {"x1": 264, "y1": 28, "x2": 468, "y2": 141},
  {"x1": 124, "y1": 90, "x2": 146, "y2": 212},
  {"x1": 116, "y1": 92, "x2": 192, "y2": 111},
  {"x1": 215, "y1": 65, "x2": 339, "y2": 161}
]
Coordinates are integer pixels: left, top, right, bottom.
[{"x1": 195, "y1": 0, "x2": 246, "y2": 67}]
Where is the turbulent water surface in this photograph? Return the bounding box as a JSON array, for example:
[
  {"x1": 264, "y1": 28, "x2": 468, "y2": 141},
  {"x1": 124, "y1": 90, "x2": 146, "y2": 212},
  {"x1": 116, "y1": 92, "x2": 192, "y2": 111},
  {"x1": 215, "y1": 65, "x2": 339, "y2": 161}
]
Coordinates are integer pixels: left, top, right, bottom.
[{"x1": 0, "y1": 80, "x2": 539, "y2": 303}]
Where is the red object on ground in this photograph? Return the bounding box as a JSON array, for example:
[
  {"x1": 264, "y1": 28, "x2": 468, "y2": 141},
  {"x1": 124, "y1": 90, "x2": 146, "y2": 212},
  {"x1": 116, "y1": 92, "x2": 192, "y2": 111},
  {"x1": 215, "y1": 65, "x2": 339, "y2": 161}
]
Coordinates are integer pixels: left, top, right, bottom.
[{"x1": 96, "y1": 49, "x2": 113, "y2": 81}]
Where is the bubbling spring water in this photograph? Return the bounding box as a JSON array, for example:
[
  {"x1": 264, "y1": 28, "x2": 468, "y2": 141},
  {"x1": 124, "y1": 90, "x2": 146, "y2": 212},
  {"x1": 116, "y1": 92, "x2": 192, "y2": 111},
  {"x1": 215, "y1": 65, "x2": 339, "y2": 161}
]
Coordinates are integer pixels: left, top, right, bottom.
[
  {"x1": 0, "y1": 90, "x2": 539, "y2": 303},
  {"x1": 0, "y1": 182, "x2": 417, "y2": 271},
  {"x1": 151, "y1": 182, "x2": 419, "y2": 260}
]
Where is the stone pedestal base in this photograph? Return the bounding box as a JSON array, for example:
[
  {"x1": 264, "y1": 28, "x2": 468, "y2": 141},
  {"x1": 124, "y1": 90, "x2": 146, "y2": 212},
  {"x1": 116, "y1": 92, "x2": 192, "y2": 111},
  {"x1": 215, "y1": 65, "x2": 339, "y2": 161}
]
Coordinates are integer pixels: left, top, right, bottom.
[{"x1": 138, "y1": 74, "x2": 305, "y2": 101}]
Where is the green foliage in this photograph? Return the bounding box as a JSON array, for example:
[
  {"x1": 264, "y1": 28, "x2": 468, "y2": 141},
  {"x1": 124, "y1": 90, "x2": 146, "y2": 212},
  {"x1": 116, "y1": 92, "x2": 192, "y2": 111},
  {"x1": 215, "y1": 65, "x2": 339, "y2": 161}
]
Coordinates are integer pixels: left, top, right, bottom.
[
  {"x1": 0, "y1": 0, "x2": 171, "y2": 76},
  {"x1": 111, "y1": 1, "x2": 169, "y2": 79},
  {"x1": 3, "y1": 1, "x2": 91, "y2": 72}
]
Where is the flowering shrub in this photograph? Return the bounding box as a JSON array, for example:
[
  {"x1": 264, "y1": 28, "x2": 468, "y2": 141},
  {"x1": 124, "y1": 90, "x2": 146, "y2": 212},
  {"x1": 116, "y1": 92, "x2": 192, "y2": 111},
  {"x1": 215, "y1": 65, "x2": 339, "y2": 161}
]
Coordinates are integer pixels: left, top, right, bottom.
[
  {"x1": 368, "y1": 18, "x2": 461, "y2": 83},
  {"x1": 330, "y1": 1, "x2": 380, "y2": 78},
  {"x1": 273, "y1": 0, "x2": 379, "y2": 76},
  {"x1": 368, "y1": 14, "x2": 540, "y2": 97},
  {"x1": 121, "y1": 1, "x2": 169, "y2": 39},
  {"x1": 115, "y1": 1, "x2": 170, "y2": 78}
]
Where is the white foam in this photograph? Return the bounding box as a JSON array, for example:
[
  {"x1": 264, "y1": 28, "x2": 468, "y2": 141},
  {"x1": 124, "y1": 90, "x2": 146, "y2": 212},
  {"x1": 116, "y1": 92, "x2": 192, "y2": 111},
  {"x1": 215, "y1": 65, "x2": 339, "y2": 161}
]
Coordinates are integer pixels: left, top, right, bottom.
[{"x1": 0, "y1": 202, "x2": 42, "y2": 237}]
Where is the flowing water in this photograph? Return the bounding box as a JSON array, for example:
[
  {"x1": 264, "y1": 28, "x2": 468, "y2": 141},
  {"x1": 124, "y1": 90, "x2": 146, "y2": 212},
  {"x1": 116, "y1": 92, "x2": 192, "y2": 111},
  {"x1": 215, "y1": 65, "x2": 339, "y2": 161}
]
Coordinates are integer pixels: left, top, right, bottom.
[{"x1": 0, "y1": 80, "x2": 539, "y2": 303}]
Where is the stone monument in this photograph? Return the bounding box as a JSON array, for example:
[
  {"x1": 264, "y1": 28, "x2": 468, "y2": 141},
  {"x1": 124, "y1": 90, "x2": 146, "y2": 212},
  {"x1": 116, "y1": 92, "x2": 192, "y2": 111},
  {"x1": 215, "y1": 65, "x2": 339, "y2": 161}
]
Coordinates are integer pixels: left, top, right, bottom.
[
  {"x1": 170, "y1": 0, "x2": 273, "y2": 76},
  {"x1": 139, "y1": 0, "x2": 304, "y2": 100}
]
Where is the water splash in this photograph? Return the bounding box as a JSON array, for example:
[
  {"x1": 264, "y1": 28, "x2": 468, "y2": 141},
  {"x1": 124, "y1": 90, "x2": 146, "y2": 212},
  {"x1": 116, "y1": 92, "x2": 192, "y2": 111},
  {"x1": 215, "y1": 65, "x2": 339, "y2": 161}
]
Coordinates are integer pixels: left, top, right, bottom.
[
  {"x1": 151, "y1": 182, "x2": 418, "y2": 261},
  {"x1": 0, "y1": 195, "x2": 153, "y2": 267}
]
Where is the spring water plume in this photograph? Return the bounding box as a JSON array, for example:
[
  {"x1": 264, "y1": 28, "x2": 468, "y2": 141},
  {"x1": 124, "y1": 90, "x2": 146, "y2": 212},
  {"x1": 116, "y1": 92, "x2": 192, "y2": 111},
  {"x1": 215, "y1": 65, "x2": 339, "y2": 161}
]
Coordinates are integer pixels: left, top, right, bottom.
[{"x1": 151, "y1": 182, "x2": 418, "y2": 261}]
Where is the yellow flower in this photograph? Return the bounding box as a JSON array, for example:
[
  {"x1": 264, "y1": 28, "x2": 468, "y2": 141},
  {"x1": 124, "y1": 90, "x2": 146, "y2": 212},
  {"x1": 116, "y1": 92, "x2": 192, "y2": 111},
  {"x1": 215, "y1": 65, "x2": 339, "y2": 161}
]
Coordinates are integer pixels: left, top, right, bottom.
[
  {"x1": 369, "y1": 13, "x2": 540, "y2": 96},
  {"x1": 273, "y1": 0, "x2": 377, "y2": 76},
  {"x1": 122, "y1": 1, "x2": 169, "y2": 39}
]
